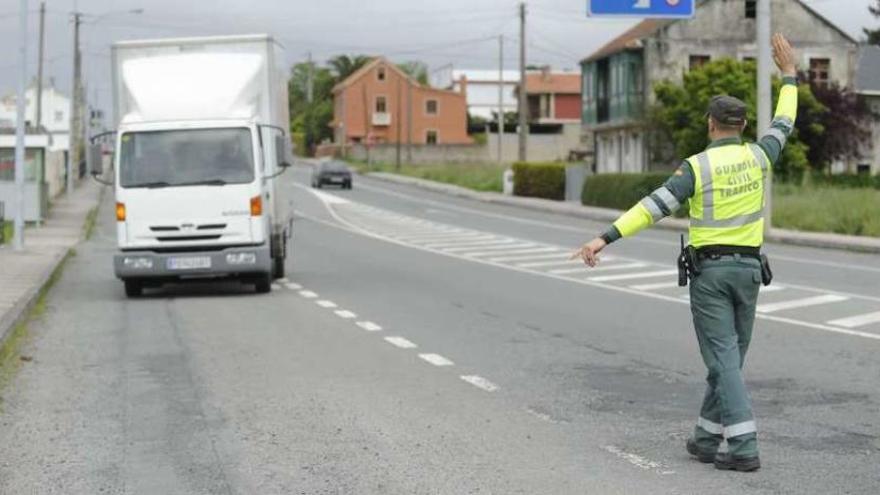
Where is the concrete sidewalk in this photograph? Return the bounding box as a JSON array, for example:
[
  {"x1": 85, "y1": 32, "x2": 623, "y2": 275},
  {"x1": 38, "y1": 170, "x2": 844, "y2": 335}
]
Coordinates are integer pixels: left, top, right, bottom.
[
  {"x1": 365, "y1": 172, "x2": 880, "y2": 254},
  {"x1": 0, "y1": 181, "x2": 105, "y2": 345}
]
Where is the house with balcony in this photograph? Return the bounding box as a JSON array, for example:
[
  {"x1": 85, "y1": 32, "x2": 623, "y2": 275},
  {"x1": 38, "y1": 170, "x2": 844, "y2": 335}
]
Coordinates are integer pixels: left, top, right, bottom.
[
  {"x1": 331, "y1": 57, "x2": 471, "y2": 146},
  {"x1": 581, "y1": 0, "x2": 859, "y2": 174}
]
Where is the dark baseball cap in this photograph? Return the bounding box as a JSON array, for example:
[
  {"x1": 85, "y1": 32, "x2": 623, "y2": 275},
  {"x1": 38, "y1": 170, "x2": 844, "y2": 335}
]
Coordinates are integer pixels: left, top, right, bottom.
[{"x1": 706, "y1": 95, "x2": 747, "y2": 126}]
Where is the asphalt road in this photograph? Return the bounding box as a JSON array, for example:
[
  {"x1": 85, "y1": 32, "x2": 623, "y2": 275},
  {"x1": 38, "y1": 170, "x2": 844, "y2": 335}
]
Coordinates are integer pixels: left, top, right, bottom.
[{"x1": 0, "y1": 164, "x2": 877, "y2": 494}]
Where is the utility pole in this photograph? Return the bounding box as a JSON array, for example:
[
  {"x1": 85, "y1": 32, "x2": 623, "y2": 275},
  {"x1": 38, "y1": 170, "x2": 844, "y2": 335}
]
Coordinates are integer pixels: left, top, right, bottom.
[
  {"x1": 757, "y1": 0, "x2": 772, "y2": 233},
  {"x1": 13, "y1": 0, "x2": 29, "y2": 251},
  {"x1": 68, "y1": 11, "x2": 83, "y2": 196},
  {"x1": 497, "y1": 34, "x2": 504, "y2": 164},
  {"x1": 306, "y1": 51, "x2": 314, "y2": 104},
  {"x1": 35, "y1": 1, "x2": 46, "y2": 129},
  {"x1": 518, "y1": 2, "x2": 528, "y2": 162}
]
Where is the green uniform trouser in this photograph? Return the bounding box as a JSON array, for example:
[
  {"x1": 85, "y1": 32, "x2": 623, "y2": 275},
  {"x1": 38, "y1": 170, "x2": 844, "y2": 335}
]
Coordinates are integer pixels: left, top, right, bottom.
[{"x1": 689, "y1": 254, "x2": 762, "y2": 458}]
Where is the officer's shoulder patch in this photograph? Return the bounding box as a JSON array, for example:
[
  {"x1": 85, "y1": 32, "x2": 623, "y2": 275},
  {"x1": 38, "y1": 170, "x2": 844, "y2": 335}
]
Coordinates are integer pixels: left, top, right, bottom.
[{"x1": 674, "y1": 169, "x2": 684, "y2": 176}]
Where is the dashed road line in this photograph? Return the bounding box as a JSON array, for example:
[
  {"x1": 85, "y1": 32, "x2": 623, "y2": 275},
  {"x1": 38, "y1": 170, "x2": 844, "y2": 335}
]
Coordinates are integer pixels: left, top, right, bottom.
[
  {"x1": 334, "y1": 309, "x2": 357, "y2": 319},
  {"x1": 602, "y1": 445, "x2": 675, "y2": 476},
  {"x1": 356, "y1": 321, "x2": 383, "y2": 332},
  {"x1": 460, "y1": 375, "x2": 499, "y2": 392},
  {"x1": 466, "y1": 247, "x2": 558, "y2": 258},
  {"x1": 316, "y1": 299, "x2": 338, "y2": 308},
  {"x1": 284, "y1": 282, "x2": 303, "y2": 290},
  {"x1": 299, "y1": 290, "x2": 318, "y2": 298},
  {"x1": 551, "y1": 262, "x2": 649, "y2": 276},
  {"x1": 384, "y1": 336, "x2": 418, "y2": 349},
  {"x1": 444, "y1": 241, "x2": 533, "y2": 253},
  {"x1": 418, "y1": 353, "x2": 455, "y2": 366}
]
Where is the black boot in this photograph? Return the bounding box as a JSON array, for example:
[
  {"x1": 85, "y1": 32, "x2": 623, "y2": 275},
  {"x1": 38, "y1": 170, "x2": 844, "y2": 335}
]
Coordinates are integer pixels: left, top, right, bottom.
[
  {"x1": 714, "y1": 453, "x2": 761, "y2": 472},
  {"x1": 686, "y1": 438, "x2": 716, "y2": 463}
]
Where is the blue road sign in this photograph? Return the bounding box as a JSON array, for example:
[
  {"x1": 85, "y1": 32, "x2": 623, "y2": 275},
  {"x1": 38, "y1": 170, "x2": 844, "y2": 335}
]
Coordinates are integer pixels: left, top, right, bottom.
[{"x1": 588, "y1": 0, "x2": 695, "y2": 18}]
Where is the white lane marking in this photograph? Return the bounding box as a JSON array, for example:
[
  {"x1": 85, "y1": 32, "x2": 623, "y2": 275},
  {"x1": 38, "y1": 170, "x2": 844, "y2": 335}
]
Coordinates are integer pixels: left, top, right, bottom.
[
  {"x1": 446, "y1": 242, "x2": 535, "y2": 254},
  {"x1": 334, "y1": 309, "x2": 357, "y2": 319},
  {"x1": 630, "y1": 281, "x2": 681, "y2": 291},
  {"x1": 517, "y1": 258, "x2": 580, "y2": 268},
  {"x1": 757, "y1": 294, "x2": 849, "y2": 314},
  {"x1": 397, "y1": 232, "x2": 482, "y2": 243},
  {"x1": 460, "y1": 375, "x2": 499, "y2": 392},
  {"x1": 385, "y1": 336, "x2": 418, "y2": 349},
  {"x1": 316, "y1": 299, "x2": 338, "y2": 308},
  {"x1": 299, "y1": 290, "x2": 318, "y2": 298},
  {"x1": 418, "y1": 353, "x2": 455, "y2": 366},
  {"x1": 278, "y1": 277, "x2": 289, "y2": 283},
  {"x1": 588, "y1": 270, "x2": 679, "y2": 282},
  {"x1": 759, "y1": 284, "x2": 785, "y2": 293},
  {"x1": 423, "y1": 237, "x2": 508, "y2": 249},
  {"x1": 827, "y1": 311, "x2": 880, "y2": 329},
  {"x1": 271, "y1": 283, "x2": 282, "y2": 290},
  {"x1": 284, "y1": 282, "x2": 303, "y2": 290},
  {"x1": 494, "y1": 253, "x2": 572, "y2": 263},
  {"x1": 603, "y1": 445, "x2": 675, "y2": 476},
  {"x1": 466, "y1": 247, "x2": 559, "y2": 258},
  {"x1": 355, "y1": 179, "x2": 880, "y2": 274},
  {"x1": 311, "y1": 189, "x2": 350, "y2": 205},
  {"x1": 550, "y1": 262, "x2": 649, "y2": 275},
  {"x1": 300, "y1": 185, "x2": 880, "y2": 342},
  {"x1": 356, "y1": 321, "x2": 383, "y2": 332}
]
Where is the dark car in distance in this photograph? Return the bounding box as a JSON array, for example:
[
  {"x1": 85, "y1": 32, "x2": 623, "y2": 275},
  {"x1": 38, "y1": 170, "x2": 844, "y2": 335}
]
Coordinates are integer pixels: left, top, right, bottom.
[{"x1": 311, "y1": 160, "x2": 352, "y2": 189}]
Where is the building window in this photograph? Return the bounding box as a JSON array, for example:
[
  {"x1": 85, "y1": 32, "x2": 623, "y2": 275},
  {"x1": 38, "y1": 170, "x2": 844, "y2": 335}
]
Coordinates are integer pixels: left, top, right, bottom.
[
  {"x1": 742, "y1": 56, "x2": 756, "y2": 64},
  {"x1": 689, "y1": 55, "x2": 711, "y2": 70},
  {"x1": 809, "y1": 58, "x2": 831, "y2": 88},
  {"x1": 377, "y1": 66, "x2": 386, "y2": 81},
  {"x1": 425, "y1": 99, "x2": 438, "y2": 115},
  {"x1": 857, "y1": 164, "x2": 871, "y2": 175},
  {"x1": 426, "y1": 130, "x2": 438, "y2": 145},
  {"x1": 375, "y1": 96, "x2": 387, "y2": 113},
  {"x1": 745, "y1": 0, "x2": 756, "y2": 19}
]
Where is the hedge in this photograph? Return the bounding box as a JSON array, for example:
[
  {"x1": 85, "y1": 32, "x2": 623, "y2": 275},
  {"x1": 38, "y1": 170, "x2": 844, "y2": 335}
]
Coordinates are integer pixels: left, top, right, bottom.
[
  {"x1": 512, "y1": 162, "x2": 566, "y2": 200},
  {"x1": 804, "y1": 173, "x2": 880, "y2": 189},
  {"x1": 582, "y1": 172, "x2": 673, "y2": 211}
]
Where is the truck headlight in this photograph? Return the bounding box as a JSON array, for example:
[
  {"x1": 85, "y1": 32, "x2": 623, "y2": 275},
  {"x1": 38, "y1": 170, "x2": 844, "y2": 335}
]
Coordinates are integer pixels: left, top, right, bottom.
[
  {"x1": 123, "y1": 257, "x2": 153, "y2": 269},
  {"x1": 226, "y1": 252, "x2": 256, "y2": 265}
]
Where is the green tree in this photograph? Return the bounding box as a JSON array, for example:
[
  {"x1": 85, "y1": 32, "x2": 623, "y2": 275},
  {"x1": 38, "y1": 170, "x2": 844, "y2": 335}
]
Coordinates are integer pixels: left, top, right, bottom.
[
  {"x1": 288, "y1": 61, "x2": 337, "y2": 154},
  {"x1": 397, "y1": 61, "x2": 429, "y2": 85},
  {"x1": 328, "y1": 54, "x2": 371, "y2": 81},
  {"x1": 648, "y1": 58, "x2": 827, "y2": 181},
  {"x1": 865, "y1": 0, "x2": 880, "y2": 45}
]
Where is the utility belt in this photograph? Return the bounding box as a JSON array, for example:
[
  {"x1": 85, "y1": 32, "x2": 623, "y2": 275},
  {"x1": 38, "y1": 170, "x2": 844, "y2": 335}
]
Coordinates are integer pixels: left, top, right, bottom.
[{"x1": 677, "y1": 237, "x2": 772, "y2": 287}]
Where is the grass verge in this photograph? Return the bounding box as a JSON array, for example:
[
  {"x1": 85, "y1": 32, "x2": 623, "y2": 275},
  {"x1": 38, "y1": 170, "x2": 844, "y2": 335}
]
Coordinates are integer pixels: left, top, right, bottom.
[
  {"x1": 82, "y1": 207, "x2": 99, "y2": 240},
  {"x1": 353, "y1": 161, "x2": 507, "y2": 193},
  {"x1": 772, "y1": 185, "x2": 880, "y2": 237},
  {"x1": 0, "y1": 251, "x2": 72, "y2": 410},
  {"x1": 1, "y1": 221, "x2": 12, "y2": 245}
]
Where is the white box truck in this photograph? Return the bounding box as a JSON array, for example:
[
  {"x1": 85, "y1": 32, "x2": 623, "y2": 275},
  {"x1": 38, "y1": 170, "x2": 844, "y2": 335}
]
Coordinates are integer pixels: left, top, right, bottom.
[{"x1": 96, "y1": 34, "x2": 293, "y2": 297}]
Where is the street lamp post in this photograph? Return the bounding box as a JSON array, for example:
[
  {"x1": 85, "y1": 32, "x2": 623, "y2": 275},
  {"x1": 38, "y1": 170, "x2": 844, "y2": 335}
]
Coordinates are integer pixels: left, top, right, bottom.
[{"x1": 13, "y1": 0, "x2": 28, "y2": 250}]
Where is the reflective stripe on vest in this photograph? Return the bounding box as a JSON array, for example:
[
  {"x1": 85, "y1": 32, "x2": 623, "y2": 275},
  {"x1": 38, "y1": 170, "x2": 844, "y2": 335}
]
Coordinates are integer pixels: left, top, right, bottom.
[{"x1": 687, "y1": 143, "x2": 767, "y2": 246}]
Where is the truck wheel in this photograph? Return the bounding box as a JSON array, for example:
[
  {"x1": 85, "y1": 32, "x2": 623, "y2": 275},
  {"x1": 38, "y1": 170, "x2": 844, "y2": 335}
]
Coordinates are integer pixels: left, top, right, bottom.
[
  {"x1": 254, "y1": 273, "x2": 272, "y2": 294},
  {"x1": 273, "y1": 254, "x2": 286, "y2": 279},
  {"x1": 124, "y1": 280, "x2": 143, "y2": 298}
]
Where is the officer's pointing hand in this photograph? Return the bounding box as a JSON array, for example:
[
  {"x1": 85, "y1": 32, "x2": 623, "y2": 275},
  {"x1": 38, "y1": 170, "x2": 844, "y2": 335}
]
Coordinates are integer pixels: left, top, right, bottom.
[{"x1": 571, "y1": 237, "x2": 607, "y2": 267}]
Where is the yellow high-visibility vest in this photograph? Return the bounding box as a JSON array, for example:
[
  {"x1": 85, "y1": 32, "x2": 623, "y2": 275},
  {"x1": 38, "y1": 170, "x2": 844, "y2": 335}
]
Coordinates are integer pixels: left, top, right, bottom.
[{"x1": 686, "y1": 143, "x2": 770, "y2": 248}]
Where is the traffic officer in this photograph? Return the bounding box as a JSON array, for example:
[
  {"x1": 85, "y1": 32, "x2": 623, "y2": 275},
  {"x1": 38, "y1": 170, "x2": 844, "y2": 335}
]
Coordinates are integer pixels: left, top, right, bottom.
[{"x1": 573, "y1": 34, "x2": 799, "y2": 472}]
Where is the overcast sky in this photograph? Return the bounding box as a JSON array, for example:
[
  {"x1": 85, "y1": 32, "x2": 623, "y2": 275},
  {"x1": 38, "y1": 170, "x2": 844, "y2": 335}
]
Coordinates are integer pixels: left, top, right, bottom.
[{"x1": 0, "y1": 0, "x2": 875, "y2": 114}]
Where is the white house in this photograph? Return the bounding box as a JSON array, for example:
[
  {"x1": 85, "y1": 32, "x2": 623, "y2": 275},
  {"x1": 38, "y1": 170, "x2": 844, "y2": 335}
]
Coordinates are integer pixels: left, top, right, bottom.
[
  {"x1": 0, "y1": 81, "x2": 71, "y2": 153},
  {"x1": 431, "y1": 68, "x2": 521, "y2": 121}
]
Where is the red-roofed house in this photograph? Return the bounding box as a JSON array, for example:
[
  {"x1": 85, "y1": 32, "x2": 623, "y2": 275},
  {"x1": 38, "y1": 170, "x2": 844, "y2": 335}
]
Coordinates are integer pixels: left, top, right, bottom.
[{"x1": 520, "y1": 68, "x2": 582, "y2": 124}]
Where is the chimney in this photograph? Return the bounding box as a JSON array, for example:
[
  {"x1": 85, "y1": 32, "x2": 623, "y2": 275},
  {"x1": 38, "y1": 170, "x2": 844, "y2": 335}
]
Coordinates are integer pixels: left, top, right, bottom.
[
  {"x1": 458, "y1": 74, "x2": 468, "y2": 99},
  {"x1": 541, "y1": 65, "x2": 551, "y2": 81}
]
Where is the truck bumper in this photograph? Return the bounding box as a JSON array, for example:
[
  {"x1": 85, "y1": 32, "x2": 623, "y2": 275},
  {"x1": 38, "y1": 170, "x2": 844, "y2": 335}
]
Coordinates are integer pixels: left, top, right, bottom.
[{"x1": 114, "y1": 243, "x2": 271, "y2": 280}]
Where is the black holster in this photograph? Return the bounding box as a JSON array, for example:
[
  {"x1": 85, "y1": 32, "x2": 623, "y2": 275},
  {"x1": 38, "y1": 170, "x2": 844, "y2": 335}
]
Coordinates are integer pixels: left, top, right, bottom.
[
  {"x1": 677, "y1": 240, "x2": 701, "y2": 287},
  {"x1": 760, "y1": 254, "x2": 773, "y2": 286}
]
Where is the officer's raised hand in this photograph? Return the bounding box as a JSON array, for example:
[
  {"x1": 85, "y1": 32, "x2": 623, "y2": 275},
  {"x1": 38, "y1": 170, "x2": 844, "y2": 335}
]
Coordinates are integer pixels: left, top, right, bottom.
[
  {"x1": 772, "y1": 33, "x2": 797, "y2": 77},
  {"x1": 571, "y1": 237, "x2": 606, "y2": 267}
]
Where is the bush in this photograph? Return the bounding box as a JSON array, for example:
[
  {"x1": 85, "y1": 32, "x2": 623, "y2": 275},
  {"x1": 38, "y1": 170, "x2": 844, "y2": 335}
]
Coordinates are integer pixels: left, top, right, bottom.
[
  {"x1": 804, "y1": 173, "x2": 880, "y2": 189},
  {"x1": 291, "y1": 132, "x2": 307, "y2": 157},
  {"x1": 512, "y1": 162, "x2": 565, "y2": 200},
  {"x1": 582, "y1": 172, "x2": 671, "y2": 210}
]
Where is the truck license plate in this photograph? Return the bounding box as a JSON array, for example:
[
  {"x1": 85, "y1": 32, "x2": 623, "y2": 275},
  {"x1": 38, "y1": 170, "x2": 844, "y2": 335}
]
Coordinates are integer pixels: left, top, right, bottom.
[{"x1": 167, "y1": 256, "x2": 211, "y2": 270}]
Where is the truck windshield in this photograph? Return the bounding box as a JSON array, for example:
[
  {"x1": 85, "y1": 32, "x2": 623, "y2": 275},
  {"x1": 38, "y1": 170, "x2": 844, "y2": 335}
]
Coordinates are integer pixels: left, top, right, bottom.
[{"x1": 119, "y1": 128, "x2": 255, "y2": 188}]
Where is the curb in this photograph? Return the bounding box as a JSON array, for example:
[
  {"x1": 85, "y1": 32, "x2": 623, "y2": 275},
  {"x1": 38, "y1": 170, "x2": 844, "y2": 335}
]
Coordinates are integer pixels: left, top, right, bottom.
[
  {"x1": 0, "y1": 186, "x2": 105, "y2": 349},
  {"x1": 364, "y1": 172, "x2": 880, "y2": 254}
]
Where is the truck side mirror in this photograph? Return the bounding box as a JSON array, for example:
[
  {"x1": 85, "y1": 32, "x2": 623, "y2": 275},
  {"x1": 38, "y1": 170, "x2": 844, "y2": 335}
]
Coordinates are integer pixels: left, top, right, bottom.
[
  {"x1": 88, "y1": 143, "x2": 104, "y2": 175},
  {"x1": 275, "y1": 134, "x2": 293, "y2": 169}
]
